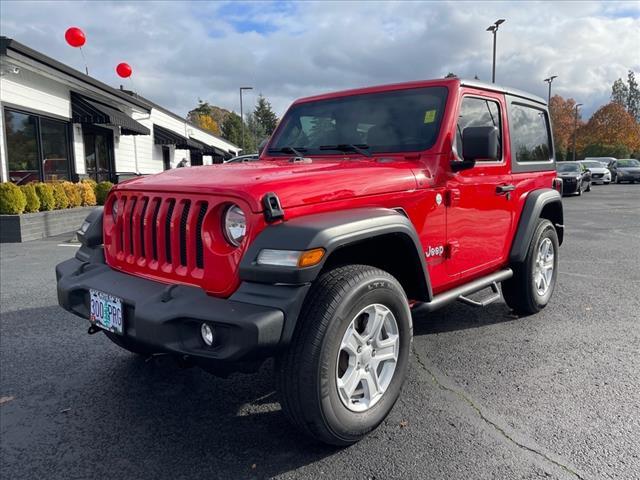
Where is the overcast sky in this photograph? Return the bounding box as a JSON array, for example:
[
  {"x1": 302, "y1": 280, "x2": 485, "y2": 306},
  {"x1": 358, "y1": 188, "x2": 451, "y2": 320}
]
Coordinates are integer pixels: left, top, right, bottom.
[{"x1": 1, "y1": 1, "x2": 638, "y2": 120}]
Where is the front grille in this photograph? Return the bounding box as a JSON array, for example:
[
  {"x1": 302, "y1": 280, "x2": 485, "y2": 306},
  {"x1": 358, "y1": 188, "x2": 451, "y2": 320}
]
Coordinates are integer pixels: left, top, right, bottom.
[
  {"x1": 113, "y1": 194, "x2": 209, "y2": 273},
  {"x1": 592, "y1": 173, "x2": 603, "y2": 178}
]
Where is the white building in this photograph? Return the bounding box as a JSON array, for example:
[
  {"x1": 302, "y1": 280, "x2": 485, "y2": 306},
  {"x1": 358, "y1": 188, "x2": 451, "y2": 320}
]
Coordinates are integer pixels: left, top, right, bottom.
[{"x1": 0, "y1": 37, "x2": 240, "y2": 185}]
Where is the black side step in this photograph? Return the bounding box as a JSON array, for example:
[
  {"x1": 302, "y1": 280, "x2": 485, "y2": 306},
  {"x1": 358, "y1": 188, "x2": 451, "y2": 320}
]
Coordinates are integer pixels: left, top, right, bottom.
[{"x1": 412, "y1": 269, "x2": 513, "y2": 313}]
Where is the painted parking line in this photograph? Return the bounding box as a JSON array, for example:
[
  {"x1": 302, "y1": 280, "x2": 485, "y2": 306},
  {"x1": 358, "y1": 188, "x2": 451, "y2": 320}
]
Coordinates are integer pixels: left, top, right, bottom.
[{"x1": 57, "y1": 244, "x2": 80, "y2": 247}]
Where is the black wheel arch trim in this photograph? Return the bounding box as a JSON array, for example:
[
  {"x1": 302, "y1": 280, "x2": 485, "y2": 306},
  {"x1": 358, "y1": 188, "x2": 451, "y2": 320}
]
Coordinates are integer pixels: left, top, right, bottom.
[
  {"x1": 509, "y1": 188, "x2": 564, "y2": 264},
  {"x1": 239, "y1": 208, "x2": 433, "y2": 301}
]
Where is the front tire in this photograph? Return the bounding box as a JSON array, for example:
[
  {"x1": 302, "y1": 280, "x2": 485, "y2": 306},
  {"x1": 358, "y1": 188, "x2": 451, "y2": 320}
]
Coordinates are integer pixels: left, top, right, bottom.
[
  {"x1": 502, "y1": 219, "x2": 559, "y2": 315},
  {"x1": 275, "y1": 265, "x2": 412, "y2": 446}
]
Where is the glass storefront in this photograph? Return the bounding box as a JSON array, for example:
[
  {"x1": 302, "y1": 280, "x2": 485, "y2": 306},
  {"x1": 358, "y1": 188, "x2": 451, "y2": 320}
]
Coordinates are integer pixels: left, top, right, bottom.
[{"x1": 3, "y1": 108, "x2": 72, "y2": 184}]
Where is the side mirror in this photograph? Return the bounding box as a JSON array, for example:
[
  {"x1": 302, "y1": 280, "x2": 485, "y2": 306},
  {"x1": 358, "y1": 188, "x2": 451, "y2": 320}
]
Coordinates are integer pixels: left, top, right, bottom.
[
  {"x1": 450, "y1": 126, "x2": 498, "y2": 172},
  {"x1": 258, "y1": 138, "x2": 268, "y2": 155}
]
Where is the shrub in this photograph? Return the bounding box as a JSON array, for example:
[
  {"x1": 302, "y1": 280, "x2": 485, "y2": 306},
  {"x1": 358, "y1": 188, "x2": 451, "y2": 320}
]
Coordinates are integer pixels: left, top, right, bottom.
[
  {"x1": 34, "y1": 183, "x2": 55, "y2": 211},
  {"x1": 78, "y1": 181, "x2": 97, "y2": 206},
  {"x1": 62, "y1": 181, "x2": 82, "y2": 207},
  {"x1": 0, "y1": 182, "x2": 27, "y2": 215},
  {"x1": 81, "y1": 178, "x2": 97, "y2": 189},
  {"x1": 95, "y1": 181, "x2": 114, "y2": 205},
  {"x1": 52, "y1": 183, "x2": 69, "y2": 209},
  {"x1": 20, "y1": 184, "x2": 41, "y2": 213}
]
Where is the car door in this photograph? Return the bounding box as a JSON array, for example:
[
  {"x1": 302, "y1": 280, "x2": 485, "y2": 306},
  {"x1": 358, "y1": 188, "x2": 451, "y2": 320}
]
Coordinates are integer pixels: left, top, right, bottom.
[{"x1": 445, "y1": 91, "x2": 514, "y2": 278}]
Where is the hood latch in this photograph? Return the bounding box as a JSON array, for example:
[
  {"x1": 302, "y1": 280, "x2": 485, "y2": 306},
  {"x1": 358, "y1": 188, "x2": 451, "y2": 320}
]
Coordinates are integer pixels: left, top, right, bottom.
[{"x1": 263, "y1": 192, "x2": 285, "y2": 222}]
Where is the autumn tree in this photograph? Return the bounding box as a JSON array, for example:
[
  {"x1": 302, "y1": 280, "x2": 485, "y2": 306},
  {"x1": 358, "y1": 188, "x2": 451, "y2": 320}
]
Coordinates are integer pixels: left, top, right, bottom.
[
  {"x1": 192, "y1": 114, "x2": 221, "y2": 136},
  {"x1": 549, "y1": 95, "x2": 582, "y2": 161},
  {"x1": 187, "y1": 100, "x2": 232, "y2": 136},
  {"x1": 576, "y1": 102, "x2": 640, "y2": 157}
]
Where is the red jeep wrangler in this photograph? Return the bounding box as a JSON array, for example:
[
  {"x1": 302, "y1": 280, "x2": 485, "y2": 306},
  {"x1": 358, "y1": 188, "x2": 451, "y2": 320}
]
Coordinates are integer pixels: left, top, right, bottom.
[{"x1": 57, "y1": 78, "x2": 564, "y2": 445}]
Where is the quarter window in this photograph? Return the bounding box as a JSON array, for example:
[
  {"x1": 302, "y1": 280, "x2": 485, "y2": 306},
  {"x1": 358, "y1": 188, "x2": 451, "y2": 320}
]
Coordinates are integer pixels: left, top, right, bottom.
[
  {"x1": 456, "y1": 97, "x2": 502, "y2": 161},
  {"x1": 510, "y1": 104, "x2": 552, "y2": 162}
]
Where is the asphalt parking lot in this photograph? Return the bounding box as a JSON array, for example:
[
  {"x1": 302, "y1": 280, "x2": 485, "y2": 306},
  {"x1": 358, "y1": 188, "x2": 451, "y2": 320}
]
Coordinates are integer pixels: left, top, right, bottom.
[{"x1": 1, "y1": 184, "x2": 639, "y2": 480}]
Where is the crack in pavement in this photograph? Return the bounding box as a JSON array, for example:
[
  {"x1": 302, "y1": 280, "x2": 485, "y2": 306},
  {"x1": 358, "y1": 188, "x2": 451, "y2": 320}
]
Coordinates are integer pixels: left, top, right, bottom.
[{"x1": 411, "y1": 346, "x2": 587, "y2": 480}]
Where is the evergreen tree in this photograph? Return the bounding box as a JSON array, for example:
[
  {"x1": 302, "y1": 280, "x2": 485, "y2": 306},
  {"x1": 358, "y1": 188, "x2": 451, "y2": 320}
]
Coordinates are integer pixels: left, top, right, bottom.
[
  {"x1": 253, "y1": 95, "x2": 279, "y2": 135},
  {"x1": 611, "y1": 78, "x2": 628, "y2": 106},
  {"x1": 627, "y1": 70, "x2": 640, "y2": 122},
  {"x1": 221, "y1": 112, "x2": 243, "y2": 148}
]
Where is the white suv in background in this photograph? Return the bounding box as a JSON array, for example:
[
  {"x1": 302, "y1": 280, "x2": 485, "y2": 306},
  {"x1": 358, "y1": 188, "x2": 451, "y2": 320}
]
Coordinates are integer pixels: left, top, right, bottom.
[{"x1": 580, "y1": 160, "x2": 611, "y2": 185}]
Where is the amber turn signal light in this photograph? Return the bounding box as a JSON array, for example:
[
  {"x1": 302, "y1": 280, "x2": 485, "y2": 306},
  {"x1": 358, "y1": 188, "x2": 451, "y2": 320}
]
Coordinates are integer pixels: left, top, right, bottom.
[{"x1": 297, "y1": 248, "x2": 325, "y2": 268}]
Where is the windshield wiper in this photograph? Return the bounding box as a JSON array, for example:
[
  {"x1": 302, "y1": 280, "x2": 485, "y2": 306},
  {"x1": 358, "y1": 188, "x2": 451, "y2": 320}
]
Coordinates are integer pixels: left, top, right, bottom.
[
  {"x1": 319, "y1": 144, "x2": 372, "y2": 157},
  {"x1": 267, "y1": 146, "x2": 307, "y2": 157}
]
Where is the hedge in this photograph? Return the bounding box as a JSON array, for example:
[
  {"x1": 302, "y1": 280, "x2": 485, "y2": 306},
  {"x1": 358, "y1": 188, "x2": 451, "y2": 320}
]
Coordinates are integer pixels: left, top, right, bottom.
[
  {"x1": 34, "y1": 183, "x2": 55, "y2": 211},
  {"x1": 52, "y1": 183, "x2": 69, "y2": 209},
  {"x1": 1, "y1": 180, "x2": 114, "y2": 214},
  {"x1": 78, "y1": 181, "x2": 97, "y2": 206},
  {"x1": 20, "y1": 184, "x2": 41, "y2": 213},
  {"x1": 0, "y1": 182, "x2": 27, "y2": 214},
  {"x1": 95, "y1": 181, "x2": 114, "y2": 205}
]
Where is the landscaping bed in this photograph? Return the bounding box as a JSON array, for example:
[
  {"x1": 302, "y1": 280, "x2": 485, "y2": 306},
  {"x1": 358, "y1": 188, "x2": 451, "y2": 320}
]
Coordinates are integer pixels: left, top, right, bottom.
[{"x1": 1, "y1": 206, "x2": 96, "y2": 242}]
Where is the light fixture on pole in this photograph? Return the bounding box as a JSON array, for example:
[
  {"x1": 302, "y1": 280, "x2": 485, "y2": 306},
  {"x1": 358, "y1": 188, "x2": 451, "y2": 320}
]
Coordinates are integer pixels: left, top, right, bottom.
[
  {"x1": 486, "y1": 19, "x2": 505, "y2": 84},
  {"x1": 544, "y1": 75, "x2": 558, "y2": 104},
  {"x1": 572, "y1": 103, "x2": 583, "y2": 161},
  {"x1": 239, "y1": 86, "x2": 253, "y2": 151}
]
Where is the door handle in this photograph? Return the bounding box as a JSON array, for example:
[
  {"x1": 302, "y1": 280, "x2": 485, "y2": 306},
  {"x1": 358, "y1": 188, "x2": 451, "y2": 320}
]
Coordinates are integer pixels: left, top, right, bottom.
[{"x1": 496, "y1": 184, "x2": 515, "y2": 194}]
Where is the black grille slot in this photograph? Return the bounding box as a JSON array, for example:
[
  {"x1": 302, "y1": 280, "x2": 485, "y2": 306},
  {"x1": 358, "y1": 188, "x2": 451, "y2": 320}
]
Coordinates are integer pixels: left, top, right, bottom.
[
  {"x1": 165, "y1": 200, "x2": 176, "y2": 263},
  {"x1": 195, "y1": 203, "x2": 208, "y2": 269},
  {"x1": 128, "y1": 197, "x2": 137, "y2": 254},
  {"x1": 119, "y1": 197, "x2": 127, "y2": 252},
  {"x1": 179, "y1": 201, "x2": 191, "y2": 266},
  {"x1": 151, "y1": 199, "x2": 161, "y2": 261},
  {"x1": 138, "y1": 198, "x2": 148, "y2": 258}
]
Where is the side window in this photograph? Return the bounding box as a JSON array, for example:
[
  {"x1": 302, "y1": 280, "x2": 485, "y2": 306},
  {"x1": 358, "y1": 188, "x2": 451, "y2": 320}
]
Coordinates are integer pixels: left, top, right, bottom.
[
  {"x1": 456, "y1": 97, "x2": 502, "y2": 161},
  {"x1": 510, "y1": 104, "x2": 552, "y2": 162}
]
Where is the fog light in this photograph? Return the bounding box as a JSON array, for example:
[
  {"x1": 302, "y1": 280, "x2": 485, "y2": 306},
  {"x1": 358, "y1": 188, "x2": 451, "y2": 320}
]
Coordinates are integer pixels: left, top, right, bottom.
[{"x1": 200, "y1": 323, "x2": 215, "y2": 346}]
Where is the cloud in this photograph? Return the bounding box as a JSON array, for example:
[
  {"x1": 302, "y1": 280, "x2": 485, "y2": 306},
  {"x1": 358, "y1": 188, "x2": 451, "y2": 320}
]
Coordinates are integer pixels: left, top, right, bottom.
[{"x1": 1, "y1": 0, "x2": 638, "y2": 119}]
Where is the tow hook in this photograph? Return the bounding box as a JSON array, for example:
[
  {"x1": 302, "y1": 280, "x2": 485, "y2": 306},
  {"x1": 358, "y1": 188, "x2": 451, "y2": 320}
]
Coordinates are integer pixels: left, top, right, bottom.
[{"x1": 87, "y1": 324, "x2": 102, "y2": 335}]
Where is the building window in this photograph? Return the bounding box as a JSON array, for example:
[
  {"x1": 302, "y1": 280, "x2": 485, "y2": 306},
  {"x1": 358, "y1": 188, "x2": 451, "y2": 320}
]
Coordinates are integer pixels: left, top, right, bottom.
[{"x1": 3, "y1": 108, "x2": 72, "y2": 184}]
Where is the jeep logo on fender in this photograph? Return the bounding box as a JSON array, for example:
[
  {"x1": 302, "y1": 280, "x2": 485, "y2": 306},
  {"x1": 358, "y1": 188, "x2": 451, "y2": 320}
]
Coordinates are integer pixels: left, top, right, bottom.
[{"x1": 426, "y1": 245, "x2": 444, "y2": 258}]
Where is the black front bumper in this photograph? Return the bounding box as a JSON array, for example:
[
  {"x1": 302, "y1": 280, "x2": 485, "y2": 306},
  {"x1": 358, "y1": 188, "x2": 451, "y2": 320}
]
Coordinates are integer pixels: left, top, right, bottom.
[{"x1": 56, "y1": 248, "x2": 309, "y2": 364}]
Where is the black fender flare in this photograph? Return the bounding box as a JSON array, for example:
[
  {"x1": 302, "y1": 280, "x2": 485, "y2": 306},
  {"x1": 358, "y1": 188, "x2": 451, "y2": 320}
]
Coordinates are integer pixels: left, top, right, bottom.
[
  {"x1": 239, "y1": 207, "x2": 432, "y2": 298},
  {"x1": 509, "y1": 189, "x2": 564, "y2": 264}
]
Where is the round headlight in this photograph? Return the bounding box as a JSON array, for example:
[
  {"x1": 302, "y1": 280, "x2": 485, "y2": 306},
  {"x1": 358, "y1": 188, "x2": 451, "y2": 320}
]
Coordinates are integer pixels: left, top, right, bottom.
[{"x1": 223, "y1": 204, "x2": 246, "y2": 246}]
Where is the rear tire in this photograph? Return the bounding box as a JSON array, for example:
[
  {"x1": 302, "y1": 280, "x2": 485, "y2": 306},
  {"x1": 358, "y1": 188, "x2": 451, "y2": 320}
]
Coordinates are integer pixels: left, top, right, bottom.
[
  {"x1": 502, "y1": 219, "x2": 559, "y2": 315},
  {"x1": 576, "y1": 182, "x2": 582, "y2": 196},
  {"x1": 275, "y1": 265, "x2": 412, "y2": 446},
  {"x1": 586, "y1": 181, "x2": 591, "y2": 192}
]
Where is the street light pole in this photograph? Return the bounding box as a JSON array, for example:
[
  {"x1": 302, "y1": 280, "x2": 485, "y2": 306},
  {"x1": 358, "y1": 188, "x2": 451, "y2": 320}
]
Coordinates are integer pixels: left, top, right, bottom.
[
  {"x1": 572, "y1": 103, "x2": 583, "y2": 161},
  {"x1": 486, "y1": 19, "x2": 505, "y2": 84},
  {"x1": 544, "y1": 75, "x2": 558, "y2": 104},
  {"x1": 239, "y1": 86, "x2": 253, "y2": 151}
]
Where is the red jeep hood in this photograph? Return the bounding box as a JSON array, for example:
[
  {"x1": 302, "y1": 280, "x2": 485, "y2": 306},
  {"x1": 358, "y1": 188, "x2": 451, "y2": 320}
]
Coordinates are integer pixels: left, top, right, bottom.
[{"x1": 116, "y1": 159, "x2": 418, "y2": 212}]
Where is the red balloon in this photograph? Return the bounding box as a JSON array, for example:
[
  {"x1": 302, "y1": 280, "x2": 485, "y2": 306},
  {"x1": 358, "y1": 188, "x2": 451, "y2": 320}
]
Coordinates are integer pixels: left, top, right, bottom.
[
  {"x1": 65, "y1": 27, "x2": 86, "y2": 48},
  {"x1": 116, "y1": 62, "x2": 132, "y2": 78}
]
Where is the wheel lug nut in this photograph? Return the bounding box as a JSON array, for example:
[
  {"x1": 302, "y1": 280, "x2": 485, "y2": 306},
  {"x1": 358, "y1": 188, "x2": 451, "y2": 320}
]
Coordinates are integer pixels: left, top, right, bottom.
[
  {"x1": 357, "y1": 346, "x2": 362, "y2": 353},
  {"x1": 372, "y1": 350, "x2": 376, "y2": 357}
]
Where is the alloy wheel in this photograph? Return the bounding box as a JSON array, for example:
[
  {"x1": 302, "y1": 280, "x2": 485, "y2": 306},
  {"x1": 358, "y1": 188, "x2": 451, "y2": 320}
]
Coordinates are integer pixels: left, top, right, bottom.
[{"x1": 336, "y1": 304, "x2": 399, "y2": 412}]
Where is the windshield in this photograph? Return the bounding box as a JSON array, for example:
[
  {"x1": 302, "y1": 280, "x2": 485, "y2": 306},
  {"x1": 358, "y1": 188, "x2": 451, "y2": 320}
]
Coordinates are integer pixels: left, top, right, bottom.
[
  {"x1": 557, "y1": 163, "x2": 580, "y2": 173},
  {"x1": 269, "y1": 87, "x2": 448, "y2": 156},
  {"x1": 618, "y1": 159, "x2": 640, "y2": 167},
  {"x1": 582, "y1": 161, "x2": 602, "y2": 169}
]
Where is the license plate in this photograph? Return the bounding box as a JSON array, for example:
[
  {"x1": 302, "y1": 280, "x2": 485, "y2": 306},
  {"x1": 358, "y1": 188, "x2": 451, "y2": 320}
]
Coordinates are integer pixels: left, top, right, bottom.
[{"x1": 89, "y1": 289, "x2": 124, "y2": 335}]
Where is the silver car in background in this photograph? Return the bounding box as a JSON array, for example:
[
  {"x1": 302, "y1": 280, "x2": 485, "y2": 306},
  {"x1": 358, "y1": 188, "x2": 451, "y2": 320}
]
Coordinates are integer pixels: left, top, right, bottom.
[{"x1": 579, "y1": 160, "x2": 611, "y2": 185}]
